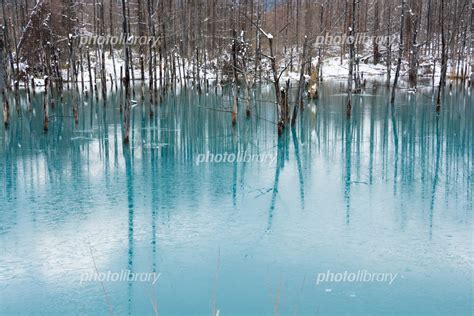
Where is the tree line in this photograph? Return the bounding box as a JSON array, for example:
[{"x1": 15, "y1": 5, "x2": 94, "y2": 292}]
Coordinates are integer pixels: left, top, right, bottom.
[{"x1": 0, "y1": 0, "x2": 471, "y2": 140}]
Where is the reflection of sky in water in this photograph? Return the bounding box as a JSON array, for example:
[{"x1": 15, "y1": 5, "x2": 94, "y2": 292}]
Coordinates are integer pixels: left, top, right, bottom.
[{"x1": 0, "y1": 82, "x2": 472, "y2": 315}]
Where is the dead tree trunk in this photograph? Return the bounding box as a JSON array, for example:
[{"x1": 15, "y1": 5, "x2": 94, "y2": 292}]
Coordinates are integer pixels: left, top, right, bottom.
[
  {"x1": 68, "y1": 34, "x2": 78, "y2": 124},
  {"x1": 408, "y1": 1, "x2": 421, "y2": 88},
  {"x1": 100, "y1": 0, "x2": 107, "y2": 103},
  {"x1": 390, "y1": 0, "x2": 406, "y2": 105},
  {"x1": 2, "y1": 91, "x2": 8, "y2": 128},
  {"x1": 283, "y1": 79, "x2": 290, "y2": 124},
  {"x1": 147, "y1": 0, "x2": 154, "y2": 117},
  {"x1": 43, "y1": 77, "x2": 49, "y2": 131},
  {"x1": 292, "y1": 36, "x2": 308, "y2": 127},
  {"x1": 373, "y1": 0, "x2": 381, "y2": 65},
  {"x1": 254, "y1": 0, "x2": 262, "y2": 85},
  {"x1": 347, "y1": 0, "x2": 356, "y2": 116},
  {"x1": 436, "y1": 0, "x2": 447, "y2": 112},
  {"x1": 2, "y1": 0, "x2": 14, "y2": 91},
  {"x1": 262, "y1": 32, "x2": 285, "y2": 134},
  {"x1": 109, "y1": 0, "x2": 117, "y2": 82},
  {"x1": 239, "y1": 30, "x2": 252, "y2": 117},
  {"x1": 122, "y1": 0, "x2": 131, "y2": 144},
  {"x1": 0, "y1": 34, "x2": 8, "y2": 128},
  {"x1": 231, "y1": 14, "x2": 238, "y2": 126},
  {"x1": 79, "y1": 47, "x2": 84, "y2": 91},
  {"x1": 354, "y1": 0, "x2": 361, "y2": 93},
  {"x1": 87, "y1": 48, "x2": 93, "y2": 96},
  {"x1": 385, "y1": 0, "x2": 393, "y2": 87}
]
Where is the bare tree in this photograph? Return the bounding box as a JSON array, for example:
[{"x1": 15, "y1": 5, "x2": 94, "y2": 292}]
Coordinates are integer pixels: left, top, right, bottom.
[
  {"x1": 347, "y1": 0, "x2": 356, "y2": 116},
  {"x1": 292, "y1": 35, "x2": 308, "y2": 126},
  {"x1": 121, "y1": 0, "x2": 131, "y2": 144},
  {"x1": 436, "y1": 0, "x2": 447, "y2": 111},
  {"x1": 0, "y1": 34, "x2": 8, "y2": 129},
  {"x1": 390, "y1": 0, "x2": 406, "y2": 105}
]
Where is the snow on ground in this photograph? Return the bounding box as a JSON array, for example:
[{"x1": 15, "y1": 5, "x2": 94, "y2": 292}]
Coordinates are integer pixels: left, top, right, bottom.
[
  {"x1": 16, "y1": 48, "x2": 462, "y2": 90},
  {"x1": 322, "y1": 57, "x2": 387, "y2": 79}
]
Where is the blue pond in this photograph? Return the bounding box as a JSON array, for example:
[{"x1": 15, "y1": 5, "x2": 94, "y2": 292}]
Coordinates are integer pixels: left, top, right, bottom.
[{"x1": 0, "y1": 81, "x2": 473, "y2": 315}]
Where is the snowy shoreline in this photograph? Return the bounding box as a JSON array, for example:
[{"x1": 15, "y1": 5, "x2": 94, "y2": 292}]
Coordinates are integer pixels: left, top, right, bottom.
[{"x1": 14, "y1": 52, "x2": 464, "y2": 91}]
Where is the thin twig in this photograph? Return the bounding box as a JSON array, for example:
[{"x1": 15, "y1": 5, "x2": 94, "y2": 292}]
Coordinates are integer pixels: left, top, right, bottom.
[{"x1": 87, "y1": 239, "x2": 114, "y2": 316}]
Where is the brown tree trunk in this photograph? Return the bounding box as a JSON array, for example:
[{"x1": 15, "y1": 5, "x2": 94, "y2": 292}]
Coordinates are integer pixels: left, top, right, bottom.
[
  {"x1": 373, "y1": 0, "x2": 380, "y2": 65},
  {"x1": 408, "y1": 0, "x2": 421, "y2": 88},
  {"x1": 231, "y1": 2, "x2": 238, "y2": 126},
  {"x1": 122, "y1": 0, "x2": 131, "y2": 144},
  {"x1": 391, "y1": 0, "x2": 406, "y2": 105},
  {"x1": 43, "y1": 77, "x2": 49, "y2": 132},
  {"x1": 0, "y1": 34, "x2": 8, "y2": 128},
  {"x1": 436, "y1": 0, "x2": 447, "y2": 112},
  {"x1": 267, "y1": 35, "x2": 284, "y2": 133},
  {"x1": 347, "y1": 0, "x2": 356, "y2": 116},
  {"x1": 292, "y1": 36, "x2": 308, "y2": 127}
]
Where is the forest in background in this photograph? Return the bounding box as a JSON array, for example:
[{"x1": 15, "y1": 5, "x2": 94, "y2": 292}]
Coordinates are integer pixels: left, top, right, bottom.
[{"x1": 0, "y1": 0, "x2": 472, "y2": 141}]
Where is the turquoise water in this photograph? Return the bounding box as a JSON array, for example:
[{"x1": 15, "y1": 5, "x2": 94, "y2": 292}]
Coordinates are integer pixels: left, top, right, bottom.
[{"x1": 0, "y1": 82, "x2": 473, "y2": 315}]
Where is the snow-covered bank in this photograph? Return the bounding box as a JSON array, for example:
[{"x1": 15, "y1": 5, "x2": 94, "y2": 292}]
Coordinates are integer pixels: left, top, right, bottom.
[{"x1": 16, "y1": 49, "x2": 469, "y2": 91}]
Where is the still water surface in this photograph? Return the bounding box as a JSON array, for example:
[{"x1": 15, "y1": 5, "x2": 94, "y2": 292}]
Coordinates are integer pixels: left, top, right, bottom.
[{"x1": 0, "y1": 81, "x2": 472, "y2": 315}]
